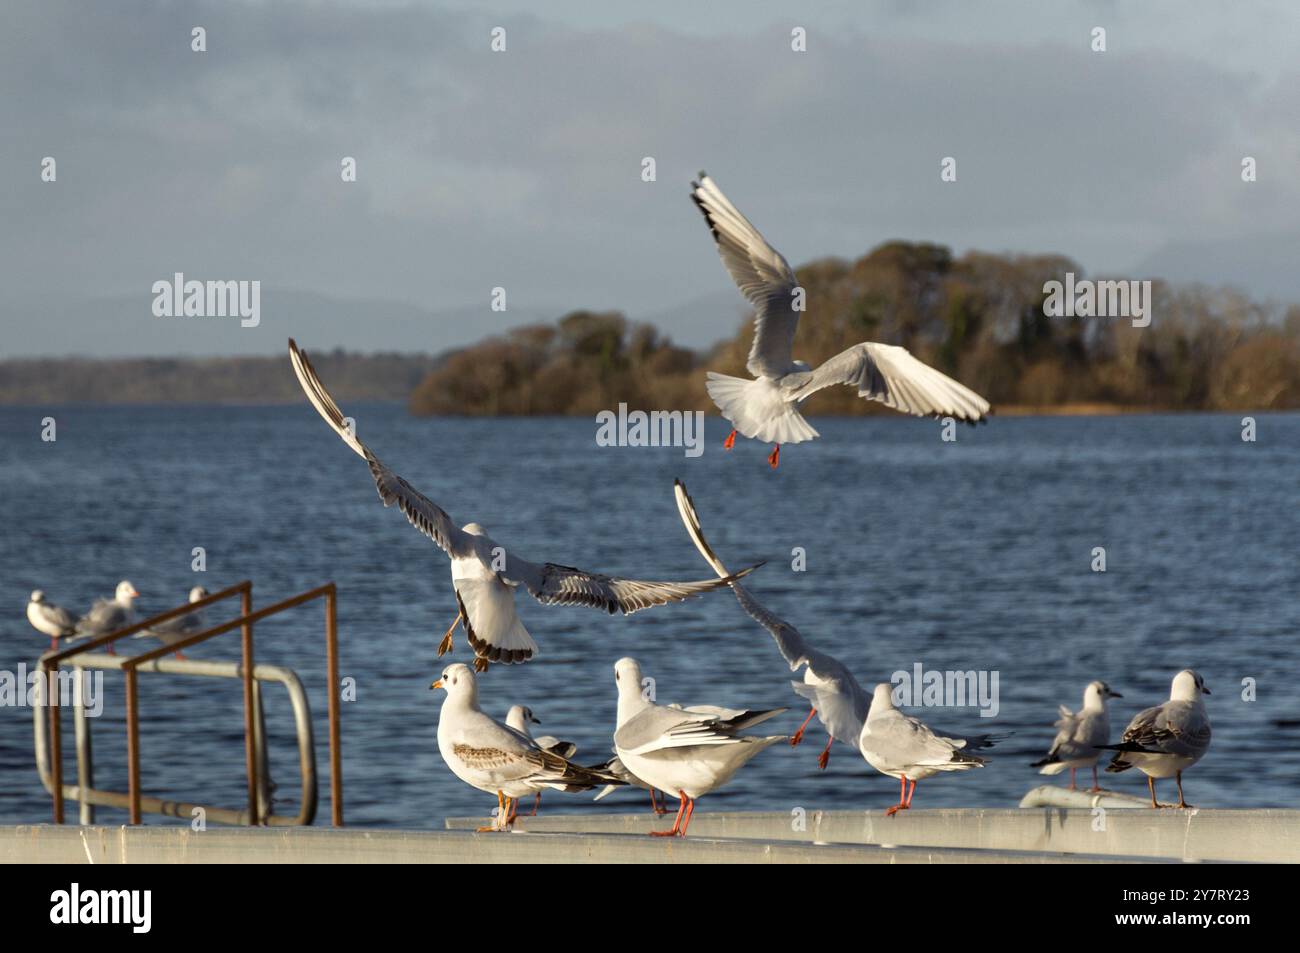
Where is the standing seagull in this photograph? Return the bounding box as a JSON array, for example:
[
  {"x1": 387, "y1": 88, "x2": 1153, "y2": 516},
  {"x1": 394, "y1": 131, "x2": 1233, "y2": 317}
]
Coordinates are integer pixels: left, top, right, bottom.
[
  {"x1": 674, "y1": 478, "x2": 869, "y2": 769},
  {"x1": 690, "y1": 172, "x2": 991, "y2": 468},
  {"x1": 75, "y1": 581, "x2": 140, "y2": 655},
  {"x1": 27, "y1": 591, "x2": 79, "y2": 652},
  {"x1": 1104, "y1": 669, "x2": 1211, "y2": 809},
  {"x1": 288, "y1": 339, "x2": 759, "y2": 670},
  {"x1": 432, "y1": 664, "x2": 620, "y2": 831},
  {"x1": 859, "y1": 684, "x2": 1001, "y2": 816},
  {"x1": 135, "y1": 585, "x2": 207, "y2": 659},
  {"x1": 612, "y1": 656, "x2": 786, "y2": 837},
  {"x1": 1030, "y1": 680, "x2": 1122, "y2": 792},
  {"x1": 504, "y1": 704, "x2": 578, "y2": 816}
]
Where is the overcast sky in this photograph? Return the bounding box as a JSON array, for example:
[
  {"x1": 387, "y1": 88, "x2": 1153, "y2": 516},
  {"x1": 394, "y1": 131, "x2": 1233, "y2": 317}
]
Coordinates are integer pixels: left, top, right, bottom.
[{"x1": 3, "y1": 0, "x2": 1298, "y2": 357}]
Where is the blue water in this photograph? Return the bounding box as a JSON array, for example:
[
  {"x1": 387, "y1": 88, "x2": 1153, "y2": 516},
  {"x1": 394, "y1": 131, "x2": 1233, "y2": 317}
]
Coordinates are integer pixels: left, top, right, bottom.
[{"x1": 1, "y1": 406, "x2": 1297, "y2": 826}]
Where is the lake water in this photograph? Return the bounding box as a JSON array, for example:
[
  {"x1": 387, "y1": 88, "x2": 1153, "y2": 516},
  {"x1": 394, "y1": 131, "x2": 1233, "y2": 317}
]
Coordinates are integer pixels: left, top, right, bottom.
[{"x1": 1, "y1": 405, "x2": 1297, "y2": 827}]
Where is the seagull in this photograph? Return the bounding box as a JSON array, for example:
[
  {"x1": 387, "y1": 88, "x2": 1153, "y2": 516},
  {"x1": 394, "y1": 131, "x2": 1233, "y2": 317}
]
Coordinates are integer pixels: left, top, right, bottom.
[
  {"x1": 690, "y1": 172, "x2": 991, "y2": 468},
  {"x1": 674, "y1": 478, "x2": 869, "y2": 769},
  {"x1": 504, "y1": 704, "x2": 579, "y2": 815},
  {"x1": 74, "y1": 581, "x2": 140, "y2": 656},
  {"x1": 1104, "y1": 669, "x2": 1211, "y2": 809},
  {"x1": 134, "y1": 585, "x2": 207, "y2": 659},
  {"x1": 431, "y1": 663, "x2": 621, "y2": 831},
  {"x1": 611, "y1": 656, "x2": 787, "y2": 836},
  {"x1": 591, "y1": 751, "x2": 669, "y2": 815},
  {"x1": 288, "y1": 338, "x2": 761, "y2": 670},
  {"x1": 859, "y1": 683, "x2": 1002, "y2": 816},
  {"x1": 1030, "y1": 680, "x2": 1122, "y2": 792},
  {"x1": 27, "y1": 590, "x2": 79, "y2": 652}
]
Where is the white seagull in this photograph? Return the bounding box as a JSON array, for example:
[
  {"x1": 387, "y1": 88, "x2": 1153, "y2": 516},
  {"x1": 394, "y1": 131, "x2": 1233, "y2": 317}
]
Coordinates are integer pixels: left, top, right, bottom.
[
  {"x1": 1104, "y1": 669, "x2": 1211, "y2": 809},
  {"x1": 591, "y1": 751, "x2": 669, "y2": 815},
  {"x1": 75, "y1": 581, "x2": 140, "y2": 655},
  {"x1": 432, "y1": 663, "x2": 620, "y2": 831},
  {"x1": 27, "y1": 590, "x2": 79, "y2": 652},
  {"x1": 611, "y1": 656, "x2": 786, "y2": 836},
  {"x1": 674, "y1": 478, "x2": 869, "y2": 769},
  {"x1": 1030, "y1": 680, "x2": 1122, "y2": 792},
  {"x1": 504, "y1": 704, "x2": 579, "y2": 815},
  {"x1": 289, "y1": 338, "x2": 759, "y2": 669},
  {"x1": 690, "y1": 172, "x2": 991, "y2": 468},
  {"x1": 859, "y1": 683, "x2": 1002, "y2": 816},
  {"x1": 134, "y1": 585, "x2": 208, "y2": 659}
]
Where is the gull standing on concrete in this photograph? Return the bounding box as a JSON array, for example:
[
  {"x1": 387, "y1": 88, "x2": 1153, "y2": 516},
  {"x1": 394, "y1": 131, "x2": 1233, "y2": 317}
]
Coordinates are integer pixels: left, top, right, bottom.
[
  {"x1": 27, "y1": 590, "x2": 79, "y2": 652},
  {"x1": 504, "y1": 704, "x2": 578, "y2": 815},
  {"x1": 134, "y1": 585, "x2": 207, "y2": 659},
  {"x1": 432, "y1": 664, "x2": 620, "y2": 831},
  {"x1": 612, "y1": 656, "x2": 786, "y2": 836},
  {"x1": 1104, "y1": 669, "x2": 1211, "y2": 809},
  {"x1": 674, "y1": 478, "x2": 868, "y2": 769},
  {"x1": 1030, "y1": 680, "x2": 1122, "y2": 792},
  {"x1": 75, "y1": 581, "x2": 140, "y2": 655},
  {"x1": 690, "y1": 172, "x2": 991, "y2": 468},
  {"x1": 591, "y1": 752, "x2": 669, "y2": 815},
  {"x1": 289, "y1": 339, "x2": 759, "y2": 670},
  {"x1": 859, "y1": 684, "x2": 1002, "y2": 816}
]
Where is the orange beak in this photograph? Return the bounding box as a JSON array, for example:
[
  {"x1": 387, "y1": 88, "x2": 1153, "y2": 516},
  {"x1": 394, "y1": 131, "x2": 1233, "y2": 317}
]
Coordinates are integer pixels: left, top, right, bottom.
[{"x1": 429, "y1": 679, "x2": 443, "y2": 691}]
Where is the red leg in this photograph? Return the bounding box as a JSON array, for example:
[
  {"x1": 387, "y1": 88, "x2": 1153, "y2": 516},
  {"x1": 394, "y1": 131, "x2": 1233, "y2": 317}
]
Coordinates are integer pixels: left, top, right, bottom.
[
  {"x1": 885, "y1": 776, "x2": 908, "y2": 817},
  {"x1": 650, "y1": 788, "x2": 667, "y2": 816},
  {"x1": 1068, "y1": 767, "x2": 1077, "y2": 791},
  {"x1": 651, "y1": 792, "x2": 687, "y2": 836},
  {"x1": 767, "y1": 445, "x2": 781, "y2": 469},
  {"x1": 678, "y1": 797, "x2": 697, "y2": 837},
  {"x1": 1147, "y1": 775, "x2": 1159, "y2": 809},
  {"x1": 723, "y1": 429, "x2": 736, "y2": 450},
  {"x1": 1089, "y1": 765, "x2": 1102, "y2": 793},
  {"x1": 173, "y1": 650, "x2": 188, "y2": 661},
  {"x1": 530, "y1": 792, "x2": 541, "y2": 816},
  {"x1": 904, "y1": 778, "x2": 917, "y2": 808},
  {"x1": 818, "y1": 735, "x2": 833, "y2": 770},
  {"x1": 49, "y1": 637, "x2": 58, "y2": 652},
  {"x1": 105, "y1": 643, "x2": 117, "y2": 656},
  {"x1": 790, "y1": 707, "x2": 817, "y2": 747}
]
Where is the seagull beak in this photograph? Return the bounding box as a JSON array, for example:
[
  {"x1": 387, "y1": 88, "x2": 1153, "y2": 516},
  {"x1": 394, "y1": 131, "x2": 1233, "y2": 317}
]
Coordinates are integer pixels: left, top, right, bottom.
[
  {"x1": 1202, "y1": 686, "x2": 1211, "y2": 695},
  {"x1": 531, "y1": 715, "x2": 541, "y2": 725},
  {"x1": 1108, "y1": 690, "x2": 1123, "y2": 698},
  {"x1": 429, "y1": 679, "x2": 443, "y2": 691}
]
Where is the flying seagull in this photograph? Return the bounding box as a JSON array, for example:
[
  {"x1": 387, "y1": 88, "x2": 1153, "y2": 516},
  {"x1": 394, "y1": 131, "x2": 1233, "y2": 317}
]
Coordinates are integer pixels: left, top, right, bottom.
[
  {"x1": 432, "y1": 664, "x2": 621, "y2": 831},
  {"x1": 288, "y1": 338, "x2": 760, "y2": 669},
  {"x1": 1030, "y1": 680, "x2": 1121, "y2": 792},
  {"x1": 1103, "y1": 669, "x2": 1211, "y2": 809},
  {"x1": 674, "y1": 478, "x2": 868, "y2": 769},
  {"x1": 612, "y1": 656, "x2": 786, "y2": 837},
  {"x1": 690, "y1": 172, "x2": 991, "y2": 468}
]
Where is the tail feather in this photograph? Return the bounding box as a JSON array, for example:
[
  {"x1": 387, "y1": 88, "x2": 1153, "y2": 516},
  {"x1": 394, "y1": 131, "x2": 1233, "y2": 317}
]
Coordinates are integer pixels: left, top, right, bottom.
[{"x1": 705, "y1": 372, "x2": 819, "y2": 445}]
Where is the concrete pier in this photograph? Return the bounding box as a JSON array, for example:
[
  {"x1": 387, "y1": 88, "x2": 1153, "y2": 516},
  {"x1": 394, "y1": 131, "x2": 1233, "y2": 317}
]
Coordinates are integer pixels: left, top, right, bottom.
[{"x1": 3, "y1": 807, "x2": 1294, "y2": 863}]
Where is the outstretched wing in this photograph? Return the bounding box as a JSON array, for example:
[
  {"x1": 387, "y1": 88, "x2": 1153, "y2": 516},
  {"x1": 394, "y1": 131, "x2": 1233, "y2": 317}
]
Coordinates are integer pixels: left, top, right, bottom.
[
  {"x1": 505, "y1": 559, "x2": 760, "y2": 615},
  {"x1": 691, "y1": 172, "x2": 801, "y2": 378},
  {"x1": 782, "y1": 342, "x2": 991, "y2": 423},
  {"x1": 289, "y1": 339, "x2": 475, "y2": 560}
]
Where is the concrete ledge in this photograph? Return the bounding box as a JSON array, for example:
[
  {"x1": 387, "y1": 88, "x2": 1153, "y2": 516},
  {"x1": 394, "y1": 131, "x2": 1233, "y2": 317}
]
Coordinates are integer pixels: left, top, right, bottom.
[
  {"x1": 445, "y1": 808, "x2": 1300, "y2": 863},
  {"x1": 0, "y1": 825, "x2": 1153, "y2": 864}
]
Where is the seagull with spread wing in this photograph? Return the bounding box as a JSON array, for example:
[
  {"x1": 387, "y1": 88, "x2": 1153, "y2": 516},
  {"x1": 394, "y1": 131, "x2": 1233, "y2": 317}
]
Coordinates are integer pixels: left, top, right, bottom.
[
  {"x1": 691, "y1": 172, "x2": 991, "y2": 468},
  {"x1": 1104, "y1": 669, "x2": 1211, "y2": 809},
  {"x1": 289, "y1": 339, "x2": 757, "y2": 670},
  {"x1": 674, "y1": 478, "x2": 869, "y2": 770}
]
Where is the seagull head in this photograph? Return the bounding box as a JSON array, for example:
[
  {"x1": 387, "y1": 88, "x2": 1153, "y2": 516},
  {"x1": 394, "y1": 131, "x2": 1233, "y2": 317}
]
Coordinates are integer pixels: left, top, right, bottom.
[
  {"x1": 430, "y1": 662, "x2": 476, "y2": 701},
  {"x1": 505, "y1": 705, "x2": 539, "y2": 732},
  {"x1": 115, "y1": 580, "x2": 140, "y2": 603},
  {"x1": 188, "y1": 586, "x2": 208, "y2": 603},
  {"x1": 1172, "y1": 669, "x2": 1210, "y2": 700},
  {"x1": 869, "y1": 683, "x2": 897, "y2": 713},
  {"x1": 30, "y1": 590, "x2": 45, "y2": 604},
  {"x1": 613, "y1": 657, "x2": 644, "y2": 695},
  {"x1": 1086, "y1": 680, "x2": 1122, "y2": 706}
]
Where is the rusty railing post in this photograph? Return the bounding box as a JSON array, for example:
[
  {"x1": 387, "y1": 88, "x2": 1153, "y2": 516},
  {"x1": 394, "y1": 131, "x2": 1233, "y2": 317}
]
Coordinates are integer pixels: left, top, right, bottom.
[
  {"x1": 45, "y1": 664, "x2": 64, "y2": 824},
  {"x1": 240, "y1": 584, "x2": 259, "y2": 825},
  {"x1": 125, "y1": 667, "x2": 141, "y2": 824},
  {"x1": 326, "y1": 584, "x2": 343, "y2": 826}
]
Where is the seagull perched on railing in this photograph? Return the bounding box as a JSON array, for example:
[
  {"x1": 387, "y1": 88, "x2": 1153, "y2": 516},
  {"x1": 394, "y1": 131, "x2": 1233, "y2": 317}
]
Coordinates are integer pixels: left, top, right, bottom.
[
  {"x1": 288, "y1": 339, "x2": 760, "y2": 670},
  {"x1": 135, "y1": 585, "x2": 207, "y2": 659},
  {"x1": 1030, "y1": 680, "x2": 1122, "y2": 792},
  {"x1": 431, "y1": 664, "x2": 621, "y2": 831},
  {"x1": 27, "y1": 590, "x2": 79, "y2": 651},
  {"x1": 74, "y1": 581, "x2": 140, "y2": 655},
  {"x1": 504, "y1": 704, "x2": 579, "y2": 816},
  {"x1": 673, "y1": 478, "x2": 868, "y2": 770},
  {"x1": 690, "y1": 172, "x2": 991, "y2": 468},
  {"x1": 1104, "y1": 669, "x2": 1211, "y2": 809}
]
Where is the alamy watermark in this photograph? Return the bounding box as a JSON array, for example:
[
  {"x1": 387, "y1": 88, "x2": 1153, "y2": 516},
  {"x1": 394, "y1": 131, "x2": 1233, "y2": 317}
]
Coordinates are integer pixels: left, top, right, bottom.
[
  {"x1": 595, "y1": 403, "x2": 705, "y2": 458},
  {"x1": 0, "y1": 665, "x2": 103, "y2": 717},
  {"x1": 890, "y1": 663, "x2": 1000, "y2": 717},
  {"x1": 152, "y1": 273, "x2": 260, "y2": 327},
  {"x1": 1043, "y1": 272, "x2": 1151, "y2": 328}
]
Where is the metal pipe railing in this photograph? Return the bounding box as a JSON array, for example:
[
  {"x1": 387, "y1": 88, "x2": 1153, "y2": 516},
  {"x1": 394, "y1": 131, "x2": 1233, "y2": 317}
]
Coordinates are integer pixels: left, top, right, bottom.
[{"x1": 39, "y1": 581, "x2": 342, "y2": 827}]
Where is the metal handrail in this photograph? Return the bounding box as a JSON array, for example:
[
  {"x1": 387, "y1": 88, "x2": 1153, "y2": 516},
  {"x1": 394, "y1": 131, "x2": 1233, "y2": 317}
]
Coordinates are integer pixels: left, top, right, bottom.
[{"x1": 39, "y1": 581, "x2": 343, "y2": 826}]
